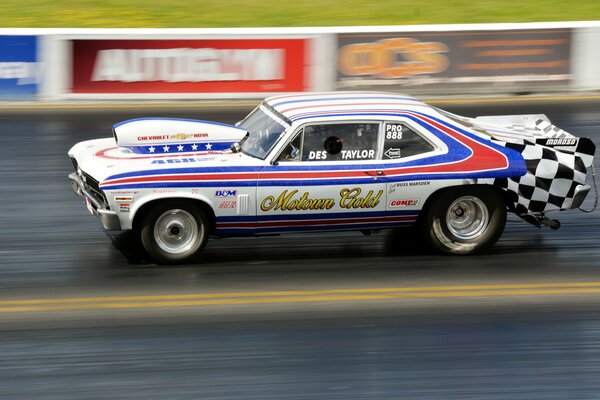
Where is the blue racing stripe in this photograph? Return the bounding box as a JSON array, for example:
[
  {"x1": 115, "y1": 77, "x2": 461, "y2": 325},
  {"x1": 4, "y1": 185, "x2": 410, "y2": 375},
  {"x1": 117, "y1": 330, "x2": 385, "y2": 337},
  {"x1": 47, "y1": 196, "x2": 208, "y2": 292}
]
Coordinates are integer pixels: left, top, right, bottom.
[{"x1": 216, "y1": 209, "x2": 418, "y2": 223}]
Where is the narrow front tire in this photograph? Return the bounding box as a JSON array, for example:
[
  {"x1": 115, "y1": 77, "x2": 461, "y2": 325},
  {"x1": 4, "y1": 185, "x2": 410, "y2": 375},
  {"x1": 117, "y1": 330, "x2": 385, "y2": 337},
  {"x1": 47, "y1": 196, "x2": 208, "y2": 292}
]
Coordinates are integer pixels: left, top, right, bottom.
[{"x1": 140, "y1": 200, "x2": 209, "y2": 264}]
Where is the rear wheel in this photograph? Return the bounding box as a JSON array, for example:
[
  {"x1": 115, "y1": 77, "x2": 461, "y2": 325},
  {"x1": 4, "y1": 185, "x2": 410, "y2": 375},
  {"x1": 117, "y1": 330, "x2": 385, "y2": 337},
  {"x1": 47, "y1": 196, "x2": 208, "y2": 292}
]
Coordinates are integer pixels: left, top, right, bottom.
[
  {"x1": 140, "y1": 200, "x2": 209, "y2": 264},
  {"x1": 420, "y1": 187, "x2": 506, "y2": 255}
]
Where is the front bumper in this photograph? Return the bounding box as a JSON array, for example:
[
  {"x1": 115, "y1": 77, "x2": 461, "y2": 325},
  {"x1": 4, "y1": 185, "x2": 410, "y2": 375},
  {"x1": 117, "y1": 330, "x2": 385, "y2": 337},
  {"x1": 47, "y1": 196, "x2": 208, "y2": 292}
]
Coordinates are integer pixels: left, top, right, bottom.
[{"x1": 69, "y1": 173, "x2": 121, "y2": 231}]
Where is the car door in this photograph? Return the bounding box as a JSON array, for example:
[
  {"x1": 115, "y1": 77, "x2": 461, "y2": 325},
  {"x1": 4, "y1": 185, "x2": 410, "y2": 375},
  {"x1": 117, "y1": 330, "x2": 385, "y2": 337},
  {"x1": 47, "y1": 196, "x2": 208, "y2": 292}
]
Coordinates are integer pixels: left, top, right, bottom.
[
  {"x1": 382, "y1": 120, "x2": 439, "y2": 225},
  {"x1": 256, "y1": 121, "x2": 387, "y2": 233}
]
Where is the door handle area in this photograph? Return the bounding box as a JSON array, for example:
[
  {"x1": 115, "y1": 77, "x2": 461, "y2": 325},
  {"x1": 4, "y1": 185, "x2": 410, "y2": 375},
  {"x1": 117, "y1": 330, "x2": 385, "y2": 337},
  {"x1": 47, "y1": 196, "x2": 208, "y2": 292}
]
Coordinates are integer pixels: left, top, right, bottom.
[{"x1": 365, "y1": 170, "x2": 384, "y2": 177}]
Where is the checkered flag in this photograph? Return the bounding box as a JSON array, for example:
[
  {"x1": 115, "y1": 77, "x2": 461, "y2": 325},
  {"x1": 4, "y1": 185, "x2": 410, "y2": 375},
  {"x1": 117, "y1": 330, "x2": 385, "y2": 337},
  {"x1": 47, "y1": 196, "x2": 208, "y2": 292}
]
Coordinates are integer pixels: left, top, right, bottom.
[
  {"x1": 534, "y1": 118, "x2": 569, "y2": 139},
  {"x1": 484, "y1": 140, "x2": 591, "y2": 214}
]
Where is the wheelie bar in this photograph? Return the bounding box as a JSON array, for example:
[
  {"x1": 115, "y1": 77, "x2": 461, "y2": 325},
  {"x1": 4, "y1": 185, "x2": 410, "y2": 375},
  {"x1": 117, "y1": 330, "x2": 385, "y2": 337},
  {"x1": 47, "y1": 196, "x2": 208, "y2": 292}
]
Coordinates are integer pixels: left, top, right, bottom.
[{"x1": 521, "y1": 214, "x2": 561, "y2": 230}]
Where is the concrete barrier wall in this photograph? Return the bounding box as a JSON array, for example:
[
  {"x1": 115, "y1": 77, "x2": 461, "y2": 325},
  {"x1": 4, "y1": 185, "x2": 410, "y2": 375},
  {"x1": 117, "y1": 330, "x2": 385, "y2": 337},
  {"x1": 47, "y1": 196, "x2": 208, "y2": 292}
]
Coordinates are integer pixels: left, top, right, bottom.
[
  {"x1": 571, "y1": 26, "x2": 600, "y2": 90},
  {"x1": 1, "y1": 22, "x2": 599, "y2": 100}
]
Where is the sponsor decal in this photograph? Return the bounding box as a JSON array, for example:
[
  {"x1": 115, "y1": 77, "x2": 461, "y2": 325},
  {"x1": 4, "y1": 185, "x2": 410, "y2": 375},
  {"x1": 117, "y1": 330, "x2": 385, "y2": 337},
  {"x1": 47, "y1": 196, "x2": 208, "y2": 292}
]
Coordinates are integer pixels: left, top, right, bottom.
[
  {"x1": 119, "y1": 203, "x2": 131, "y2": 212},
  {"x1": 261, "y1": 190, "x2": 335, "y2": 212},
  {"x1": 170, "y1": 133, "x2": 209, "y2": 140},
  {"x1": 390, "y1": 199, "x2": 420, "y2": 207},
  {"x1": 171, "y1": 134, "x2": 190, "y2": 140},
  {"x1": 260, "y1": 187, "x2": 382, "y2": 212},
  {"x1": 71, "y1": 39, "x2": 309, "y2": 93},
  {"x1": 388, "y1": 181, "x2": 430, "y2": 193},
  {"x1": 218, "y1": 200, "x2": 237, "y2": 209},
  {"x1": 151, "y1": 157, "x2": 217, "y2": 164},
  {"x1": 137, "y1": 133, "x2": 209, "y2": 141},
  {"x1": 544, "y1": 138, "x2": 577, "y2": 146},
  {"x1": 137, "y1": 135, "x2": 168, "y2": 141},
  {"x1": 339, "y1": 188, "x2": 382, "y2": 209},
  {"x1": 214, "y1": 189, "x2": 238, "y2": 198},
  {"x1": 111, "y1": 191, "x2": 139, "y2": 195},
  {"x1": 153, "y1": 189, "x2": 177, "y2": 194},
  {"x1": 384, "y1": 148, "x2": 402, "y2": 159},
  {"x1": 395, "y1": 181, "x2": 430, "y2": 187},
  {"x1": 114, "y1": 196, "x2": 134, "y2": 202}
]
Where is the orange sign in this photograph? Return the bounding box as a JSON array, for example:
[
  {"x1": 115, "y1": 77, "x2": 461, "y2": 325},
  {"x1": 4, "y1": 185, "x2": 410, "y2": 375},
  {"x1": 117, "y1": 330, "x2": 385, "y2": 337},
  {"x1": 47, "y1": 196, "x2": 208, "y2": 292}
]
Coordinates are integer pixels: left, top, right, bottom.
[{"x1": 338, "y1": 38, "x2": 449, "y2": 78}]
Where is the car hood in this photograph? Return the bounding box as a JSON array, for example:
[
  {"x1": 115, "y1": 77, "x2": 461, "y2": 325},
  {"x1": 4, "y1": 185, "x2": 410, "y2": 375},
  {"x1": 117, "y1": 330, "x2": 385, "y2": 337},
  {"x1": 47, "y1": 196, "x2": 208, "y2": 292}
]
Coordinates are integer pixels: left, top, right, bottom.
[{"x1": 68, "y1": 137, "x2": 263, "y2": 184}]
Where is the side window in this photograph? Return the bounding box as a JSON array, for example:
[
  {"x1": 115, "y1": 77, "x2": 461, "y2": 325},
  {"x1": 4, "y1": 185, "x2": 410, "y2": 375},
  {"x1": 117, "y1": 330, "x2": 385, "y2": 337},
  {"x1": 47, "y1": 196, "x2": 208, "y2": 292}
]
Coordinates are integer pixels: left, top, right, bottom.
[
  {"x1": 383, "y1": 122, "x2": 434, "y2": 160},
  {"x1": 301, "y1": 123, "x2": 379, "y2": 162}
]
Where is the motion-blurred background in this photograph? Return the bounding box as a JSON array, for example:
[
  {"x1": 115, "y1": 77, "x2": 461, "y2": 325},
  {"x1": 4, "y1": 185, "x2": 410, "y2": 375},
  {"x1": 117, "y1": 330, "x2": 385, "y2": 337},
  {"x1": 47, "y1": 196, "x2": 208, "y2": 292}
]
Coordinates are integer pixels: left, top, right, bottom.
[{"x1": 0, "y1": 1, "x2": 600, "y2": 100}]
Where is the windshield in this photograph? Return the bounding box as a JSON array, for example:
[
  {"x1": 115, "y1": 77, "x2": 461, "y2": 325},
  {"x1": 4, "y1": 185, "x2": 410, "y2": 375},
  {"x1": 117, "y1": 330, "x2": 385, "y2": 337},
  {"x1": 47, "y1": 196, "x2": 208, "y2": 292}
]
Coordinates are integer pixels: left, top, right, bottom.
[{"x1": 238, "y1": 106, "x2": 288, "y2": 159}]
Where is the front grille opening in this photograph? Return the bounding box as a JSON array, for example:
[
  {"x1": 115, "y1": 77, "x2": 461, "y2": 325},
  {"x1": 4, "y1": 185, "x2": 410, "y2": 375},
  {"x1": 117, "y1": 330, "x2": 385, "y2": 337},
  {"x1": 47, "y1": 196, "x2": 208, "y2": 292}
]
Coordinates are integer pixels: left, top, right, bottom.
[{"x1": 81, "y1": 172, "x2": 109, "y2": 209}]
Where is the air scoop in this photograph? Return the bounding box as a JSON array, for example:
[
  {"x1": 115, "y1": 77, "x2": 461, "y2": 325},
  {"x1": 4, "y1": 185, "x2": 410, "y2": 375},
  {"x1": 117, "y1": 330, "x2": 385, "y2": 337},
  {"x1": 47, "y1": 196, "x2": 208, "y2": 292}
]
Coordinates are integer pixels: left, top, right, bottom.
[{"x1": 113, "y1": 118, "x2": 247, "y2": 154}]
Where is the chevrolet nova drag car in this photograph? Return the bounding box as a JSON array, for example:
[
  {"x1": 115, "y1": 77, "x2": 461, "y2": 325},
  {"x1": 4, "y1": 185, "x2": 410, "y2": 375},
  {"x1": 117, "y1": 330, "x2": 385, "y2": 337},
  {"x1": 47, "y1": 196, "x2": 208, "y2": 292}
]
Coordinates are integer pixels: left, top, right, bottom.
[{"x1": 68, "y1": 92, "x2": 597, "y2": 264}]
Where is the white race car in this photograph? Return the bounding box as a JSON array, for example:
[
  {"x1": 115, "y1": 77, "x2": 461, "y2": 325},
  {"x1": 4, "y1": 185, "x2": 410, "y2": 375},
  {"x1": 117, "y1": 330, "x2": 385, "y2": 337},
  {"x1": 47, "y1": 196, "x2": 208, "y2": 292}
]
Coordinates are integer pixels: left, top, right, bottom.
[{"x1": 69, "y1": 92, "x2": 596, "y2": 263}]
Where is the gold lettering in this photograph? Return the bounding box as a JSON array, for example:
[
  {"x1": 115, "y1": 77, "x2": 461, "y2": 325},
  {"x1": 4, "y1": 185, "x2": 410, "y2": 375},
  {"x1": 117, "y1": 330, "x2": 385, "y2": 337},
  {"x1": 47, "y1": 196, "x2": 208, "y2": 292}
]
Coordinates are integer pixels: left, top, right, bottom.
[
  {"x1": 340, "y1": 187, "x2": 383, "y2": 209},
  {"x1": 260, "y1": 195, "x2": 275, "y2": 211},
  {"x1": 260, "y1": 190, "x2": 335, "y2": 212},
  {"x1": 262, "y1": 188, "x2": 383, "y2": 212}
]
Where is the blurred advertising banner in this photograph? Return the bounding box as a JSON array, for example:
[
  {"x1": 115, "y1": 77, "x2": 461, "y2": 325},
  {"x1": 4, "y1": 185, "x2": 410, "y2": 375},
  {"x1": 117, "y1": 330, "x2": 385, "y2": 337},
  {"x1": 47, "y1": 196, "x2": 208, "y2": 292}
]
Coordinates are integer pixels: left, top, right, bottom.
[
  {"x1": 71, "y1": 39, "x2": 309, "y2": 94},
  {"x1": 337, "y1": 29, "x2": 571, "y2": 93},
  {"x1": 0, "y1": 36, "x2": 39, "y2": 100}
]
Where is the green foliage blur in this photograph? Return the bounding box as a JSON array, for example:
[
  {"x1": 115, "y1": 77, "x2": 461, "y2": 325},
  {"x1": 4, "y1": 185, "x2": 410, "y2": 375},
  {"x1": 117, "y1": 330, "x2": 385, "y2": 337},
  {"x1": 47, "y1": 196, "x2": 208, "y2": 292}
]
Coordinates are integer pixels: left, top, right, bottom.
[{"x1": 0, "y1": 0, "x2": 599, "y2": 27}]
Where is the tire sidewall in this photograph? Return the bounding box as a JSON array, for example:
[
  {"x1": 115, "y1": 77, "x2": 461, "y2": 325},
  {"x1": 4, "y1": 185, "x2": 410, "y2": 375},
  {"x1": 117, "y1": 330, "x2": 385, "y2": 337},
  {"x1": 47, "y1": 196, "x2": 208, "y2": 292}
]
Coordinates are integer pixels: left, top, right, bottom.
[
  {"x1": 141, "y1": 200, "x2": 208, "y2": 264},
  {"x1": 423, "y1": 186, "x2": 506, "y2": 255}
]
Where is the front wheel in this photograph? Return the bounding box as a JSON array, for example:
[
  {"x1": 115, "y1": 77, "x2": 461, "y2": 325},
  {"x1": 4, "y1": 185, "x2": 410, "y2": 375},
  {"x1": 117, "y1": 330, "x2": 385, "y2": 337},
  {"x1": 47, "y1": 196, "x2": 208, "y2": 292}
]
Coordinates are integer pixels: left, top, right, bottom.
[
  {"x1": 140, "y1": 200, "x2": 209, "y2": 264},
  {"x1": 420, "y1": 187, "x2": 506, "y2": 255}
]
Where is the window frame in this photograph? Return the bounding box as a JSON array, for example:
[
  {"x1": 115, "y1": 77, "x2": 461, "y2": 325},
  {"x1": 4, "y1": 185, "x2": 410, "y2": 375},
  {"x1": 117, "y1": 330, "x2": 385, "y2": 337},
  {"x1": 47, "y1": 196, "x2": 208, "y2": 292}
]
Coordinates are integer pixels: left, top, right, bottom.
[
  {"x1": 381, "y1": 118, "x2": 444, "y2": 162},
  {"x1": 271, "y1": 120, "x2": 384, "y2": 164},
  {"x1": 269, "y1": 117, "x2": 446, "y2": 164}
]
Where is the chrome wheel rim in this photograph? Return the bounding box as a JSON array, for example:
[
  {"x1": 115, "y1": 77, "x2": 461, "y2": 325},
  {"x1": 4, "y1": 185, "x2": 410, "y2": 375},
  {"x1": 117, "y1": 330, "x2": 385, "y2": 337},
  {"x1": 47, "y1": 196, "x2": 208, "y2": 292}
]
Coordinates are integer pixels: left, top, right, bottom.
[
  {"x1": 445, "y1": 196, "x2": 489, "y2": 240},
  {"x1": 154, "y1": 209, "x2": 201, "y2": 254}
]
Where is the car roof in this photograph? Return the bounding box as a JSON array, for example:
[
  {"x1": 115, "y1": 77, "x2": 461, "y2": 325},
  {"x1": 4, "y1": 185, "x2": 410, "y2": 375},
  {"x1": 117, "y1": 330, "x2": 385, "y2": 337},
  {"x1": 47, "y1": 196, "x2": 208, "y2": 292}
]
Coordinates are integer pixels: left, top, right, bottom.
[{"x1": 264, "y1": 92, "x2": 436, "y2": 123}]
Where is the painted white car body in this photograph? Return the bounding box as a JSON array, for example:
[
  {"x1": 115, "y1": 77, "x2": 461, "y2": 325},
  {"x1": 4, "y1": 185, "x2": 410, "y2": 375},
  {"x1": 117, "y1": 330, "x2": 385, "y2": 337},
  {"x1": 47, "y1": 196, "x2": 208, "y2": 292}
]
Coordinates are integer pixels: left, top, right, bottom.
[{"x1": 68, "y1": 92, "x2": 595, "y2": 261}]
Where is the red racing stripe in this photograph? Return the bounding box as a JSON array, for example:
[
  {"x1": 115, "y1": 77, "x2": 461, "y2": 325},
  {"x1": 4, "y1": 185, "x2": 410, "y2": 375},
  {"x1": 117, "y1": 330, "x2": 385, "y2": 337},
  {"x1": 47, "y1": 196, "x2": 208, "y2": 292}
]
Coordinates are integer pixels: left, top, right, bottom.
[
  {"x1": 216, "y1": 215, "x2": 416, "y2": 228},
  {"x1": 385, "y1": 112, "x2": 508, "y2": 176}
]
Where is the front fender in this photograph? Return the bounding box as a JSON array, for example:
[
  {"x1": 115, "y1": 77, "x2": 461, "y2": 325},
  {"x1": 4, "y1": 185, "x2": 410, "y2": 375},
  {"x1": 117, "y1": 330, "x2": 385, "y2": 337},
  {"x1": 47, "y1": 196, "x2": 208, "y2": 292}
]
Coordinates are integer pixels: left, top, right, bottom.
[{"x1": 111, "y1": 190, "x2": 217, "y2": 231}]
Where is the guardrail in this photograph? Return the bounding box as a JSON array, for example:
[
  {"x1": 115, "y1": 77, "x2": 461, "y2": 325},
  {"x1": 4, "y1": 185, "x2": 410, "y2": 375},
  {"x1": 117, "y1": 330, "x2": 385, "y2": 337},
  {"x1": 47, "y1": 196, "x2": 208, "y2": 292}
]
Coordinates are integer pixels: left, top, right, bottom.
[{"x1": 1, "y1": 22, "x2": 600, "y2": 100}]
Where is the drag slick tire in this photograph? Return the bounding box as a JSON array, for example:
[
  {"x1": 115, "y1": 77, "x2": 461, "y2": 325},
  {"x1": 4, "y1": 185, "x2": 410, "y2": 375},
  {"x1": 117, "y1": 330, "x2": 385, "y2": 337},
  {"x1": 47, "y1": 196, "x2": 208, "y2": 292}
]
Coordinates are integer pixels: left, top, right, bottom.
[
  {"x1": 140, "y1": 200, "x2": 209, "y2": 264},
  {"x1": 420, "y1": 186, "x2": 506, "y2": 255}
]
